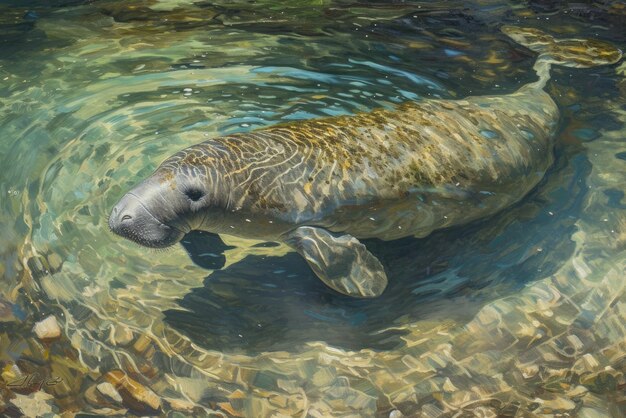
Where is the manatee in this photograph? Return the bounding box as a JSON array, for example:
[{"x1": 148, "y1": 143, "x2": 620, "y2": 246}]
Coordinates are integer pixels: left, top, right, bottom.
[{"x1": 109, "y1": 27, "x2": 622, "y2": 298}]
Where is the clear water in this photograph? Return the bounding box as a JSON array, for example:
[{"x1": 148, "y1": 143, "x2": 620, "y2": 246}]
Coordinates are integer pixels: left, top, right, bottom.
[{"x1": 1, "y1": 1, "x2": 625, "y2": 416}]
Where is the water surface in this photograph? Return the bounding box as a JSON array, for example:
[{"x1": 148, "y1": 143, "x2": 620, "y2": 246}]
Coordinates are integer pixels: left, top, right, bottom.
[{"x1": 0, "y1": 1, "x2": 625, "y2": 416}]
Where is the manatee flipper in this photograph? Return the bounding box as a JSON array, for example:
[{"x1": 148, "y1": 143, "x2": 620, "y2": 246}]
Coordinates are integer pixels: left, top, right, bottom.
[{"x1": 283, "y1": 226, "x2": 387, "y2": 298}]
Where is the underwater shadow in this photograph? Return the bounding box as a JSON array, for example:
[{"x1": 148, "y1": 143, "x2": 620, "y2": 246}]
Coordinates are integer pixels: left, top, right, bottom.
[{"x1": 164, "y1": 145, "x2": 589, "y2": 354}]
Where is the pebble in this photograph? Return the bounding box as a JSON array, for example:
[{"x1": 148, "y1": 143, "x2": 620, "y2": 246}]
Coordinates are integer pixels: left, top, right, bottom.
[
  {"x1": 577, "y1": 353, "x2": 600, "y2": 372},
  {"x1": 84, "y1": 385, "x2": 104, "y2": 407},
  {"x1": 32, "y1": 315, "x2": 61, "y2": 340},
  {"x1": 111, "y1": 325, "x2": 134, "y2": 346},
  {"x1": 46, "y1": 253, "x2": 63, "y2": 272},
  {"x1": 312, "y1": 368, "x2": 335, "y2": 387},
  {"x1": 10, "y1": 391, "x2": 55, "y2": 417},
  {"x1": 97, "y1": 382, "x2": 123, "y2": 404},
  {"x1": 165, "y1": 397, "x2": 196, "y2": 413},
  {"x1": 217, "y1": 401, "x2": 244, "y2": 417},
  {"x1": 132, "y1": 334, "x2": 152, "y2": 353},
  {"x1": 518, "y1": 363, "x2": 539, "y2": 379},
  {"x1": 535, "y1": 396, "x2": 577, "y2": 414},
  {"x1": 442, "y1": 377, "x2": 458, "y2": 392},
  {"x1": 580, "y1": 370, "x2": 619, "y2": 393},
  {"x1": 566, "y1": 385, "x2": 589, "y2": 399},
  {"x1": 104, "y1": 370, "x2": 161, "y2": 414}
]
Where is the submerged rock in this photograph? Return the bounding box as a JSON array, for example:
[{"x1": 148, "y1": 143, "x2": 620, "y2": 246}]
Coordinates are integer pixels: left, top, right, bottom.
[
  {"x1": 165, "y1": 397, "x2": 197, "y2": 413},
  {"x1": 580, "y1": 369, "x2": 621, "y2": 393},
  {"x1": 32, "y1": 315, "x2": 61, "y2": 341},
  {"x1": 9, "y1": 391, "x2": 56, "y2": 417},
  {"x1": 533, "y1": 395, "x2": 578, "y2": 415},
  {"x1": 110, "y1": 325, "x2": 134, "y2": 346},
  {"x1": 104, "y1": 370, "x2": 162, "y2": 414},
  {"x1": 85, "y1": 384, "x2": 108, "y2": 407},
  {"x1": 46, "y1": 253, "x2": 63, "y2": 272},
  {"x1": 97, "y1": 382, "x2": 123, "y2": 404}
]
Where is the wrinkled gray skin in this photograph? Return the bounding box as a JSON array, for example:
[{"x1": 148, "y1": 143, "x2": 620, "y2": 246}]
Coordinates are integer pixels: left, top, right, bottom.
[{"x1": 109, "y1": 27, "x2": 622, "y2": 298}]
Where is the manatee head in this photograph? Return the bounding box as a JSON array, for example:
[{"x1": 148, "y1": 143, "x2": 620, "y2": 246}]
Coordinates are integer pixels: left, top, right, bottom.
[{"x1": 109, "y1": 157, "x2": 217, "y2": 248}]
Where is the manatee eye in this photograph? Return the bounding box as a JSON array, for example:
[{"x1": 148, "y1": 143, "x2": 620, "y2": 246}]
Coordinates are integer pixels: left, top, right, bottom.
[{"x1": 184, "y1": 188, "x2": 204, "y2": 202}]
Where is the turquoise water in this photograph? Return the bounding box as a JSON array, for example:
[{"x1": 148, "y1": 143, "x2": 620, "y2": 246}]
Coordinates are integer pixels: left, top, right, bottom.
[{"x1": 0, "y1": 1, "x2": 625, "y2": 416}]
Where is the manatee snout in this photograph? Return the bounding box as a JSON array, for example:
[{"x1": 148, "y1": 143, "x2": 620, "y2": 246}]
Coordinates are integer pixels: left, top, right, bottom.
[
  {"x1": 109, "y1": 189, "x2": 185, "y2": 248},
  {"x1": 109, "y1": 167, "x2": 215, "y2": 248}
]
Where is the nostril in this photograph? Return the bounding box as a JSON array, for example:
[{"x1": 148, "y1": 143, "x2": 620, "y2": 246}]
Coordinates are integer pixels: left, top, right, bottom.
[{"x1": 121, "y1": 214, "x2": 132, "y2": 222}]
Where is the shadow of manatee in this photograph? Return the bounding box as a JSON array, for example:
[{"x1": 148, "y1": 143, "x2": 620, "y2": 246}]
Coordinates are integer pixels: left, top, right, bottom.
[
  {"x1": 163, "y1": 145, "x2": 589, "y2": 354},
  {"x1": 180, "y1": 231, "x2": 235, "y2": 270}
]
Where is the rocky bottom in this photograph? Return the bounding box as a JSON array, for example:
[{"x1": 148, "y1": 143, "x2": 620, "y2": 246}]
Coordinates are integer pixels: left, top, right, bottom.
[
  {"x1": 1, "y1": 103, "x2": 625, "y2": 417},
  {"x1": 0, "y1": 3, "x2": 624, "y2": 411}
]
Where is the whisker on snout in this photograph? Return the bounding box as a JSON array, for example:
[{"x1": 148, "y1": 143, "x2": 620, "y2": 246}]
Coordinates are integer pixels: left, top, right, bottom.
[{"x1": 149, "y1": 246, "x2": 175, "y2": 254}]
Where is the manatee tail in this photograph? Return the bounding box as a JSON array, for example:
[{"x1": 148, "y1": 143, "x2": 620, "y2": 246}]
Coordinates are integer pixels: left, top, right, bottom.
[{"x1": 502, "y1": 26, "x2": 623, "y2": 89}]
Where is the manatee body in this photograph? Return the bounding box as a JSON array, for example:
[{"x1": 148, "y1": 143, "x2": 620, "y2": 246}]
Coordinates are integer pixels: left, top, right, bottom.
[
  {"x1": 109, "y1": 26, "x2": 622, "y2": 297},
  {"x1": 155, "y1": 88, "x2": 557, "y2": 242}
]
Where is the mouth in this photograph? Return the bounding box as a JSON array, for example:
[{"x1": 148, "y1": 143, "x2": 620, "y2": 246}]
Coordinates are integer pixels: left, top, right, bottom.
[
  {"x1": 109, "y1": 222, "x2": 184, "y2": 248},
  {"x1": 109, "y1": 193, "x2": 186, "y2": 248}
]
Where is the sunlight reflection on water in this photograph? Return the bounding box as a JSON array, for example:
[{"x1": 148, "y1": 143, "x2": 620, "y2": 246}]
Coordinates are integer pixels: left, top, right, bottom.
[{"x1": 0, "y1": 0, "x2": 625, "y2": 416}]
